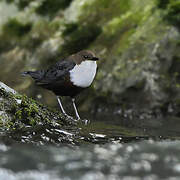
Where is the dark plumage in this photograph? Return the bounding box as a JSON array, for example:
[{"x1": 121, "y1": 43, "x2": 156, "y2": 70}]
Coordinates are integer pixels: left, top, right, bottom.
[
  {"x1": 22, "y1": 60, "x2": 78, "y2": 97},
  {"x1": 22, "y1": 50, "x2": 99, "y2": 120}
]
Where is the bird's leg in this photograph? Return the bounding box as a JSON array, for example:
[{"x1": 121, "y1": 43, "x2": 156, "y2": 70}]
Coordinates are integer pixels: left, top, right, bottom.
[
  {"x1": 71, "y1": 98, "x2": 81, "y2": 120},
  {"x1": 56, "y1": 96, "x2": 67, "y2": 115}
]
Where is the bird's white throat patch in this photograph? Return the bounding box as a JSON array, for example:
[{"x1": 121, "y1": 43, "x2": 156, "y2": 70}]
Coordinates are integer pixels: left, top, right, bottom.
[{"x1": 70, "y1": 60, "x2": 97, "y2": 88}]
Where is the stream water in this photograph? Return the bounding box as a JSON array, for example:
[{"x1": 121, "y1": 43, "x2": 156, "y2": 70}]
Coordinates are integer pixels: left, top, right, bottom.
[
  {"x1": 1, "y1": 113, "x2": 180, "y2": 179},
  {"x1": 1, "y1": 141, "x2": 180, "y2": 180}
]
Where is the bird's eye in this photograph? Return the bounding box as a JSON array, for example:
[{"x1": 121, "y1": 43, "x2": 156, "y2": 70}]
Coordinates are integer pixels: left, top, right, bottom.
[{"x1": 84, "y1": 55, "x2": 88, "y2": 59}]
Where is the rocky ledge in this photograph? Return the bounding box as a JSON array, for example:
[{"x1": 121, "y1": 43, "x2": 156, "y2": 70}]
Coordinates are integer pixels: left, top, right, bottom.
[
  {"x1": 0, "y1": 81, "x2": 81, "y2": 145},
  {"x1": 1, "y1": 82, "x2": 152, "y2": 145}
]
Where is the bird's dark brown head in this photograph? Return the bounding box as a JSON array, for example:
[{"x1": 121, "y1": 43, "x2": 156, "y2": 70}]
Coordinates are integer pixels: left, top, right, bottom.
[{"x1": 68, "y1": 50, "x2": 99, "y2": 64}]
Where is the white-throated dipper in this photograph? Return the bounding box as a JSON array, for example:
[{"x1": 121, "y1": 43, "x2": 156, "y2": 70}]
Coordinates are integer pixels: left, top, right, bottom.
[{"x1": 22, "y1": 50, "x2": 99, "y2": 120}]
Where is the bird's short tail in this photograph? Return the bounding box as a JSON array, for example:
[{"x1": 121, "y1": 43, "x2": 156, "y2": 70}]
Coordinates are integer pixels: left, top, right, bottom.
[
  {"x1": 21, "y1": 71, "x2": 31, "y2": 76},
  {"x1": 21, "y1": 71, "x2": 43, "y2": 80}
]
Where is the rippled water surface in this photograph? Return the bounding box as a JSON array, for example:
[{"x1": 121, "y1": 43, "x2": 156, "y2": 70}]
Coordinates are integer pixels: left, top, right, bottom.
[{"x1": 1, "y1": 141, "x2": 180, "y2": 180}]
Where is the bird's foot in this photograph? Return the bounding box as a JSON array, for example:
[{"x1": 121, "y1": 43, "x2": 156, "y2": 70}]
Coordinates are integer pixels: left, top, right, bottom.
[
  {"x1": 62, "y1": 113, "x2": 90, "y2": 125},
  {"x1": 75, "y1": 116, "x2": 89, "y2": 124},
  {"x1": 78, "y1": 119, "x2": 90, "y2": 125},
  {"x1": 63, "y1": 113, "x2": 77, "y2": 122}
]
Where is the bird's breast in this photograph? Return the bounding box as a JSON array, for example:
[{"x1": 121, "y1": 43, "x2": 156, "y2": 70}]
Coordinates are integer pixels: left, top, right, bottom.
[{"x1": 69, "y1": 60, "x2": 97, "y2": 88}]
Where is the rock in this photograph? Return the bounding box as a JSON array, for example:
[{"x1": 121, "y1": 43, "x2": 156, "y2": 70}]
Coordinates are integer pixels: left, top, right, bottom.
[
  {"x1": 0, "y1": 81, "x2": 81, "y2": 145},
  {"x1": 0, "y1": 82, "x2": 155, "y2": 145},
  {"x1": 76, "y1": 0, "x2": 180, "y2": 117},
  {"x1": 0, "y1": 82, "x2": 17, "y2": 95}
]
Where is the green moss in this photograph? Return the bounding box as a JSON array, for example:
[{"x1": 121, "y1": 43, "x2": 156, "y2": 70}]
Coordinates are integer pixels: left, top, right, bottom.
[
  {"x1": 0, "y1": 86, "x2": 64, "y2": 129},
  {"x1": 3, "y1": 18, "x2": 32, "y2": 38},
  {"x1": 79, "y1": 0, "x2": 131, "y2": 25},
  {"x1": 101, "y1": 12, "x2": 139, "y2": 53},
  {"x1": 4, "y1": 120, "x2": 14, "y2": 129},
  {"x1": 14, "y1": 96, "x2": 39, "y2": 124},
  {"x1": 77, "y1": 0, "x2": 156, "y2": 58},
  {"x1": 14, "y1": 94, "x2": 23, "y2": 99}
]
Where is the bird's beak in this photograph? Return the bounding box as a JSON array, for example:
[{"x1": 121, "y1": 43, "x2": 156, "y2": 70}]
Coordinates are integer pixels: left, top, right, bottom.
[{"x1": 91, "y1": 57, "x2": 99, "y2": 61}]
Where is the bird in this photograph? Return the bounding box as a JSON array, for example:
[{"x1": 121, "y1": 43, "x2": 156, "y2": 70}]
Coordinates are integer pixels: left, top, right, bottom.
[{"x1": 22, "y1": 50, "x2": 99, "y2": 120}]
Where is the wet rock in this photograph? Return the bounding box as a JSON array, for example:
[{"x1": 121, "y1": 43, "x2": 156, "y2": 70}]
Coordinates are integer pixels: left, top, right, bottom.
[
  {"x1": 0, "y1": 82, "x2": 155, "y2": 145},
  {"x1": 0, "y1": 81, "x2": 81, "y2": 145}
]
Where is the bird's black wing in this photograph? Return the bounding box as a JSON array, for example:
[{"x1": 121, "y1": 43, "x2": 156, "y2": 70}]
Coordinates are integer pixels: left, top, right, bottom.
[{"x1": 36, "y1": 60, "x2": 76, "y2": 85}]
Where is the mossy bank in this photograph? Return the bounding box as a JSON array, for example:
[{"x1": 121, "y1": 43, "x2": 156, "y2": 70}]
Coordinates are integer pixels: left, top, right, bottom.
[{"x1": 0, "y1": 82, "x2": 81, "y2": 145}]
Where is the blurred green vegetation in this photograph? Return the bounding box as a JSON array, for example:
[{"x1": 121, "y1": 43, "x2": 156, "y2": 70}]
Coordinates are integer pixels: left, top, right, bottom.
[
  {"x1": 79, "y1": 0, "x2": 131, "y2": 25},
  {"x1": 0, "y1": 18, "x2": 32, "y2": 53},
  {"x1": 4, "y1": 0, "x2": 33, "y2": 9},
  {"x1": 36, "y1": 0, "x2": 73, "y2": 16},
  {"x1": 60, "y1": 23, "x2": 102, "y2": 56},
  {"x1": 157, "y1": 0, "x2": 180, "y2": 28},
  {"x1": 5, "y1": 0, "x2": 73, "y2": 17},
  {"x1": 2, "y1": 18, "x2": 32, "y2": 37}
]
